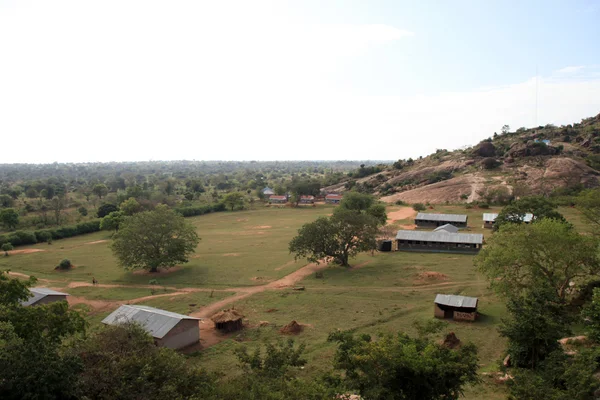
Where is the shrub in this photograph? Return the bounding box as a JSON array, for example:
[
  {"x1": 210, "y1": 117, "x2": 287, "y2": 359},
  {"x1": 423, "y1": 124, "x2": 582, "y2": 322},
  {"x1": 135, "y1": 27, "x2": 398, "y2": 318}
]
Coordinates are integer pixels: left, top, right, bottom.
[
  {"x1": 395, "y1": 200, "x2": 407, "y2": 206},
  {"x1": 2, "y1": 243, "x2": 13, "y2": 256},
  {"x1": 465, "y1": 204, "x2": 474, "y2": 209},
  {"x1": 481, "y1": 157, "x2": 501, "y2": 170},
  {"x1": 460, "y1": 194, "x2": 469, "y2": 200},
  {"x1": 412, "y1": 203, "x2": 426, "y2": 211},
  {"x1": 78, "y1": 206, "x2": 88, "y2": 216},
  {"x1": 57, "y1": 259, "x2": 72, "y2": 270},
  {"x1": 478, "y1": 203, "x2": 490, "y2": 209}
]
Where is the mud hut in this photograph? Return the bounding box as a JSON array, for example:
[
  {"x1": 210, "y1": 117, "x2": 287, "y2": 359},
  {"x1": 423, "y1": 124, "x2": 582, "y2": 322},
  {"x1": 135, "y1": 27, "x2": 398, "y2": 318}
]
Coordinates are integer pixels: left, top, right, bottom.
[{"x1": 211, "y1": 309, "x2": 244, "y2": 332}]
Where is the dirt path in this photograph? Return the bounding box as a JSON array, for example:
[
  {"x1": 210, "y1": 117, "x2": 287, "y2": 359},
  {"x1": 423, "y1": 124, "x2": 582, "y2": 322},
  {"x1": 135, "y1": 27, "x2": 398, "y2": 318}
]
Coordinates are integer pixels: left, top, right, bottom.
[
  {"x1": 386, "y1": 207, "x2": 416, "y2": 224},
  {"x1": 467, "y1": 175, "x2": 486, "y2": 203}
]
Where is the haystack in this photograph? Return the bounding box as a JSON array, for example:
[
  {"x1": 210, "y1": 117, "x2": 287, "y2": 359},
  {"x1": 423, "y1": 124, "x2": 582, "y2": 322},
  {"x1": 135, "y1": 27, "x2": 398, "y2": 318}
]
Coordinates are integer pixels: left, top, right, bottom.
[
  {"x1": 280, "y1": 320, "x2": 303, "y2": 335},
  {"x1": 211, "y1": 309, "x2": 244, "y2": 332},
  {"x1": 441, "y1": 332, "x2": 461, "y2": 349}
]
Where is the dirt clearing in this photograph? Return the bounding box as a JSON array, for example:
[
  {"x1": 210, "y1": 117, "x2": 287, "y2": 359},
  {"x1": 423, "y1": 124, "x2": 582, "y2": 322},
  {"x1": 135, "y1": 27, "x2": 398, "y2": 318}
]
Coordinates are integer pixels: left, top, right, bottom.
[
  {"x1": 386, "y1": 207, "x2": 416, "y2": 224},
  {"x1": 8, "y1": 249, "x2": 46, "y2": 255},
  {"x1": 85, "y1": 240, "x2": 108, "y2": 245}
]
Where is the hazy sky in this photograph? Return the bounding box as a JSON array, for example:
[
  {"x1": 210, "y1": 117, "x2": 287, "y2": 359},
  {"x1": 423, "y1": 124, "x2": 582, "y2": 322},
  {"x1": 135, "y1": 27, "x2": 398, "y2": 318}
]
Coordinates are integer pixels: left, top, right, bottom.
[{"x1": 1, "y1": 0, "x2": 600, "y2": 163}]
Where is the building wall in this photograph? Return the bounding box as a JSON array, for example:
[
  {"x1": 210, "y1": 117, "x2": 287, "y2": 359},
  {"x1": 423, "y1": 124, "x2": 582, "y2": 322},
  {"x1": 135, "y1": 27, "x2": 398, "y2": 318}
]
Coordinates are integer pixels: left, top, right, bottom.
[
  {"x1": 32, "y1": 295, "x2": 68, "y2": 306},
  {"x1": 454, "y1": 311, "x2": 477, "y2": 321},
  {"x1": 157, "y1": 319, "x2": 200, "y2": 350},
  {"x1": 415, "y1": 220, "x2": 467, "y2": 228},
  {"x1": 483, "y1": 221, "x2": 494, "y2": 229},
  {"x1": 397, "y1": 240, "x2": 480, "y2": 254},
  {"x1": 434, "y1": 304, "x2": 445, "y2": 318}
]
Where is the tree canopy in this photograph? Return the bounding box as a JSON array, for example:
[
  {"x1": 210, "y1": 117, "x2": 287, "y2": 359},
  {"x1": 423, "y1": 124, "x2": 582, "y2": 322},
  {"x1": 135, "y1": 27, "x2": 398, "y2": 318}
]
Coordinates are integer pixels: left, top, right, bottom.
[
  {"x1": 475, "y1": 219, "x2": 599, "y2": 300},
  {"x1": 289, "y1": 209, "x2": 378, "y2": 267},
  {"x1": 494, "y1": 196, "x2": 565, "y2": 231},
  {"x1": 0, "y1": 208, "x2": 19, "y2": 230},
  {"x1": 337, "y1": 191, "x2": 387, "y2": 226},
  {"x1": 110, "y1": 205, "x2": 200, "y2": 272},
  {"x1": 222, "y1": 192, "x2": 245, "y2": 211}
]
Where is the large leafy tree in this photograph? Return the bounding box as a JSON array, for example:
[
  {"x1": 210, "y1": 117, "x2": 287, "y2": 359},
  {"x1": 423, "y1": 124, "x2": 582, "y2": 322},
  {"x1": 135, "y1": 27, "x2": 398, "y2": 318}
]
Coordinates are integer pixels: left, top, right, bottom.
[
  {"x1": 577, "y1": 188, "x2": 600, "y2": 232},
  {"x1": 581, "y1": 287, "x2": 600, "y2": 343},
  {"x1": 289, "y1": 180, "x2": 321, "y2": 206},
  {"x1": 289, "y1": 209, "x2": 379, "y2": 267},
  {"x1": 222, "y1": 192, "x2": 245, "y2": 211},
  {"x1": 100, "y1": 211, "x2": 125, "y2": 232},
  {"x1": 499, "y1": 286, "x2": 571, "y2": 369},
  {"x1": 494, "y1": 196, "x2": 565, "y2": 231},
  {"x1": 111, "y1": 205, "x2": 200, "y2": 272},
  {"x1": 337, "y1": 191, "x2": 387, "y2": 226},
  {"x1": 475, "y1": 219, "x2": 600, "y2": 300},
  {"x1": 328, "y1": 330, "x2": 479, "y2": 400},
  {"x1": 0, "y1": 208, "x2": 19, "y2": 230}
]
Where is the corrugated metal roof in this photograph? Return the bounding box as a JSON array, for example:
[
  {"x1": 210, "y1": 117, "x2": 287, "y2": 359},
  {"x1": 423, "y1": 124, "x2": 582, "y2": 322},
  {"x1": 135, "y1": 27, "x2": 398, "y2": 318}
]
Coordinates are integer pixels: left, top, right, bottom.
[
  {"x1": 395, "y1": 230, "x2": 483, "y2": 244},
  {"x1": 434, "y1": 294, "x2": 478, "y2": 308},
  {"x1": 482, "y1": 213, "x2": 534, "y2": 223},
  {"x1": 102, "y1": 305, "x2": 201, "y2": 339},
  {"x1": 20, "y1": 287, "x2": 69, "y2": 306},
  {"x1": 326, "y1": 194, "x2": 343, "y2": 199},
  {"x1": 433, "y1": 224, "x2": 459, "y2": 233},
  {"x1": 483, "y1": 213, "x2": 498, "y2": 222},
  {"x1": 415, "y1": 213, "x2": 467, "y2": 223},
  {"x1": 269, "y1": 195, "x2": 287, "y2": 200}
]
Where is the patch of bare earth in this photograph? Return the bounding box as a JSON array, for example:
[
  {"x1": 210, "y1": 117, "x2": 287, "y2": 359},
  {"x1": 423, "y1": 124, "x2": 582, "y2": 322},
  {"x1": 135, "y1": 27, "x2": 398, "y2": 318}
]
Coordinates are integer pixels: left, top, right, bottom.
[
  {"x1": 7, "y1": 249, "x2": 46, "y2": 255},
  {"x1": 414, "y1": 271, "x2": 449, "y2": 285},
  {"x1": 381, "y1": 174, "x2": 480, "y2": 204},
  {"x1": 386, "y1": 207, "x2": 416, "y2": 225},
  {"x1": 239, "y1": 231, "x2": 267, "y2": 236},
  {"x1": 84, "y1": 240, "x2": 108, "y2": 245},
  {"x1": 223, "y1": 253, "x2": 240, "y2": 257},
  {"x1": 275, "y1": 260, "x2": 297, "y2": 271},
  {"x1": 251, "y1": 225, "x2": 272, "y2": 229},
  {"x1": 351, "y1": 261, "x2": 371, "y2": 270}
]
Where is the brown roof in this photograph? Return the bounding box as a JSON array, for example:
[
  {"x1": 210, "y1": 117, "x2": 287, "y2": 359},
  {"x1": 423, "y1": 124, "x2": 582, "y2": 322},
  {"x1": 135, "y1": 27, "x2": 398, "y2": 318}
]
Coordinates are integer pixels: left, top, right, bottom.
[
  {"x1": 326, "y1": 194, "x2": 342, "y2": 199},
  {"x1": 211, "y1": 309, "x2": 244, "y2": 324},
  {"x1": 269, "y1": 195, "x2": 287, "y2": 200}
]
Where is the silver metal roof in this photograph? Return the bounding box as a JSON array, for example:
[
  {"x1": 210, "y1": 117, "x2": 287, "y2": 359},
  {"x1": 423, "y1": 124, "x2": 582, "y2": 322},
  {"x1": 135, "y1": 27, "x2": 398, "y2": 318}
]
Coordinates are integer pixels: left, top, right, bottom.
[
  {"x1": 415, "y1": 213, "x2": 467, "y2": 223},
  {"x1": 433, "y1": 224, "x2": 459, "y2": 233},
  {"x1": 482, "y1": 213, "x2": 534, "y2": 223},
  {"x1": 102, "y1": 305, "x2": 200, "y2": 339},
  {"x1": 395, "y1": 230, "x2": 483, "y2": 244},
  {"x1": 20, "y1": 287, "x2": 69, "y2": 306},
  {"x1": 434, "y1": 294, "x2": 478, "y2": 308}
]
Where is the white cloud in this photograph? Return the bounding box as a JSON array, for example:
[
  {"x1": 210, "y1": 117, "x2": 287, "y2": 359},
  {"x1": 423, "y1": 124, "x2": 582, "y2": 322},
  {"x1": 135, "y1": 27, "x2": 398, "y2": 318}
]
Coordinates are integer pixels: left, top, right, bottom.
[{"x1": 556, "y1": 66, "x2": 585, "y2": 74}]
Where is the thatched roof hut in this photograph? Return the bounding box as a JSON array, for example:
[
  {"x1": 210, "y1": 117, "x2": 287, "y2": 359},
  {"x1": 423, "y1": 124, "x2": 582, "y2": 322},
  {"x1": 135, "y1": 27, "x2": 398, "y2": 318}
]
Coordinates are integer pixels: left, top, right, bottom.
[{"x1": 211, "y1": 309, "x2": 244, "y2": 332}]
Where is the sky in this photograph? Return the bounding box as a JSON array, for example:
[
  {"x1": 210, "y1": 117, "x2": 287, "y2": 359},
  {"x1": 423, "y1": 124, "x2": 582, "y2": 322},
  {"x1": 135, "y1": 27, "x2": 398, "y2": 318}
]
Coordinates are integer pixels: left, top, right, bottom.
[{"x1": 1, "y1": 0, "x2": 600, "y2": 163}]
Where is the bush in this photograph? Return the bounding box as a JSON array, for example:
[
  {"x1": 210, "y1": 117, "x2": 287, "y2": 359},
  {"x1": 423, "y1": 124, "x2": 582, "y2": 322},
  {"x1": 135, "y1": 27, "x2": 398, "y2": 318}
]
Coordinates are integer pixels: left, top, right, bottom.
[
  {"x1": 481, "y1": 157, "x2": 501, "y2": 170},
  {"x1": 174, "y1": 203, "x2": 226, "y2": 217},
  {"x1": 412, "y1": 203, "x2": 426, "y2": 211},
  {"x1": 97, "y1": 203, "x2": 119, "y2": 218},
  {"x1": 2, "y1": 243, "x2": 13, "y2": 255},
  {"x1": 478, "y1": 203, "x2": 490, "y2": 209},
  {"x1": 460, "y1": 194, "x2": 469, "y2": 200},
  {"x1": 395, "y1": 200, "x2": 407, "y2": 206},
  {"x1": 57, "y1": 259, "x2": 72, "y2": 270},
  {"x1": 465, "y1": 204, "x2": 474, "y2": 209}
]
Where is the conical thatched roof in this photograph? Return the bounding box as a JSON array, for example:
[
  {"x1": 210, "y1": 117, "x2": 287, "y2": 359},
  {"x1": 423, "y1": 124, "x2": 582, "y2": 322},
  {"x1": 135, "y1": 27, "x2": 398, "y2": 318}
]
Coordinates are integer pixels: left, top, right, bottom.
[{"x1": 211, "y1": 309, "x2": 244, "y2": 324}]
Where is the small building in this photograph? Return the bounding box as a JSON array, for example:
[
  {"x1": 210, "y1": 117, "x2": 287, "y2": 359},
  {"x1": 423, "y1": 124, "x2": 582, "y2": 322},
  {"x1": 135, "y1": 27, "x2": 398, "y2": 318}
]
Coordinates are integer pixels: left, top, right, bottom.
[
  {"x1": 415, "y1": 213, "x2": 468, "y2": 228},
  {"x1": 211, "y1": 309, "x2": 244, "y2": 332},
  {"x1": 325, "y1": 194, "x2": 343, "y2": 204},
  {"x1": 433, "y1": 224, "x2": 459, "y2": 233},
  {"x1": 482, "y1": 212, "x2": 534, "y2": 229},
  {"x1": 21, "y1": 287, "x2": 69, "y2": 307},
  {"x1": 102, "y1": 305, "x2": 201, "y2": 350},
  {"x1": 269, "y1": 195, "x2": 287, "y2": 204},
  {"x1": 262, "y1": 187, "x2": 275, "y2": 195},
  {"x1": 395, "y1": 230, "x2": 483, "y2": 253},
  {"x1": 434, "y1": 294, "x2": 478, "y2": 321},
  {"x1": 299, "y1": 195, "x2": 315, "y2": 204}
]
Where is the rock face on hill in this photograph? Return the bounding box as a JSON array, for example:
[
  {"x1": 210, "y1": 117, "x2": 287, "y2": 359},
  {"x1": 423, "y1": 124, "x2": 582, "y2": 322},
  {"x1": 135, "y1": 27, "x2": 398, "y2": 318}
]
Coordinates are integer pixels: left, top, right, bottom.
[{"x1": 324, "y1": 112, "x2": 600, "y2": 203}]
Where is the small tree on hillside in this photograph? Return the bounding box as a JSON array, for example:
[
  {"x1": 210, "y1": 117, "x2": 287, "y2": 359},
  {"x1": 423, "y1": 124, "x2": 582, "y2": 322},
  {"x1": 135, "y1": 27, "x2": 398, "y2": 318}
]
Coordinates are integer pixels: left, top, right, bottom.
[
  {"x1": 110, "y1": 205, "x2": 200, "y2": 273},
  {"x1": 289, "y1": 209, "x2": 378, "y2": 267},
  {"x1": 2, "y1": 243, "x2": 14, "y2": 256},
  {"x1": 92, "y1": 184, "x2": 108, "y2": 199},
  {"x1": 337, "y1": 192, "x2": 388, "y2": 226},
  {"x1": 0, "y1": 208, "x2": 19, "y2": 230},
  {"x1": 223, "y1": 192, "x2": 245, "y2": 211},
  {"x1": 100, "y1": 211, "x2": 125, "y2": 233}
]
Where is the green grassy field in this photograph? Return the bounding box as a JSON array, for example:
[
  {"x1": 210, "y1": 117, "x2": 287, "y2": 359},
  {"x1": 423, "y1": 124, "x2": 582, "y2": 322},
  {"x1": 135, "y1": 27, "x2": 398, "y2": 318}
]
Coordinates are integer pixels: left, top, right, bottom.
[{"x1": 3, "y1": 203, "x2": 588, "y2": 399}]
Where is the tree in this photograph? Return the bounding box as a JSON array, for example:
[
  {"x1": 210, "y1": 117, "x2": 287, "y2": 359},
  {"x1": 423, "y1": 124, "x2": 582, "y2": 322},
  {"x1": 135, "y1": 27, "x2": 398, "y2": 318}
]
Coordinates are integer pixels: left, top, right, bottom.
[
  {"x1": 1, "y1": 243, "x2": 13, "y2": 256},
  {"x1": 100, "y1": 211, "x2": 125, "y2": 232},
  {"x1": 337, "y1": 192, "x2": 387, "y2": 226},
  {"x1": 97, "y1": 203, "x2": 119, "y2": 218},
  {"x1": 289, "y1": 180, "x2": 320, "y2": 206},
  {"x1": 577, "y1": 188, "x2": 600, "y2": 232},
  {"x1": 50, "y1": 196, "x2": 65, "y2": 225},
  {"x1": 494, "y1": 196, "x2": 565, "y2": 231},
  {"x1": 413, "y1": 203, "x2": 426, "y2": 211},
  {"x1": 70, "y1": 323, "x2": 215, "y2": 400},
  {"x1": 328, "y1": 330, "x2": 479, "y2": 400},
  {"x1": 0, "y1": 208, "x2": 19, "y2": 230},
  {"x1": 289, "y1": 209, "x2": 379, "y2": 267},
  {"x1": 501, "y1": 124, "x2": 510, "y2": 135},
  {"x1": 475, "y1": 219, "x2": 599, "y2": 300},
  {"x1": 77, "y1": 206, "x2": 88, "y2": 216},
  {"x1": 499, "y1": 286, "x2": 571, "y2": 369},
  {"x1": 0, "y1": 194, "x2": 13, "y2": 208},
  {"x1": 223, "y1": 192, "x2": 245, "y2": 211},
  {"x1": 120, "y1": 197, "x2": 142, "y2": 216},
  {"x1": 92, "y1": 183, "x2": 108, "y2": 199},
  {"x1": 110, "y1": 205, "x2": 200, "y2": 272},
  {"x1": 581, "y1": 287, "x2": 600, "y2": 343}
]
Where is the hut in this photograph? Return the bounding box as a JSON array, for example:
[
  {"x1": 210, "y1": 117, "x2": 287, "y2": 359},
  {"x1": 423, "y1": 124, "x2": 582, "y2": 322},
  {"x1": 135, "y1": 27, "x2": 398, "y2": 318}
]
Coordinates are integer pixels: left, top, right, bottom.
[
  {"x1": 21, "y1": 287, "x2": 69, "y2": 307},
  {"x1": 102, "y1": 305, "x2": 201, "y2": 349},
  {"x1": 211, "y1": 309, "x2": 244, "y2": 332},
  {"x1": 325, "y1": 194, "x2": 343, "y2": 204},
  {"x1": 299, "y1": 195, "x2": 315, "y2": 204},
  {"x1": 262, "y1": 187, "x2": 275, "y2": 196},
  {"x1": 415, "y1": 213, "x2": 468, "y2": 228},
  {"x1": 434, "y1": 294, "x2": 478, "y2": 321},
  {"x1": 269, "y1": 195, "x2": 287, "y2": 204},
  {"x1": 395, "y1": 230, "x2": 483, "y2": 254}
]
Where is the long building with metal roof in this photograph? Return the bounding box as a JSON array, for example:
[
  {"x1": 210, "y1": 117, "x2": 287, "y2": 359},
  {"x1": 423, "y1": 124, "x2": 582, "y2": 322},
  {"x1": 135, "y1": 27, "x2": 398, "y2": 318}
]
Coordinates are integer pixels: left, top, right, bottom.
[
  {"x1": 395, "y1": 229, "x2": 483, "y2": 253},
  {"x1": 415, "y1": 212, "x2": 468, "y2": 228},
  {"x1": 102, "y1": 305, "x2": 201, "y2": 349},
  {"x1": 21, "y1": 287, "x2": 69, "y2": 307},
  {"x1": 483, "y1": 212, "x2": 534, "y2": 228}
]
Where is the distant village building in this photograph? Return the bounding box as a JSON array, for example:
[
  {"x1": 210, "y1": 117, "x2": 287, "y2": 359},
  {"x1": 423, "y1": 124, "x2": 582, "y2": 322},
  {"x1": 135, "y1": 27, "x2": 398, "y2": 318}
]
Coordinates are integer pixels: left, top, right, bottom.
[
  {"x1": 482, "y1": 212, "x2": 534, "y2": 229},
  {"x1": 415, "y1": 213, "x2": 468, "y2": 228},
  {"x1": 102, "y1": 305, "x2": 201, "y2": 350},
  {"x1": 262, "y1": 187, "x2": 275, "y2": 195},
  {"x1": 269, "y1": 195, "x2": 287, "y2": 204},
  {"x1": 395, "y1": 229, "x2": 483, "y2": 253},
  {"x1": 299, "y1": 195, "x2": 315, "y2": 204},
  {"x1": 21, "y1": 287, "x2": 69, "y2": 307},
  {"x1": 211, "y1": 308, "x2": 244, "y2": 332},
  {"x1": 325, "y1": 194, "x2": 343, "y2": 204},
  {"x1": 434, "y1": 294, "x2": 478, "y2": 321}
]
